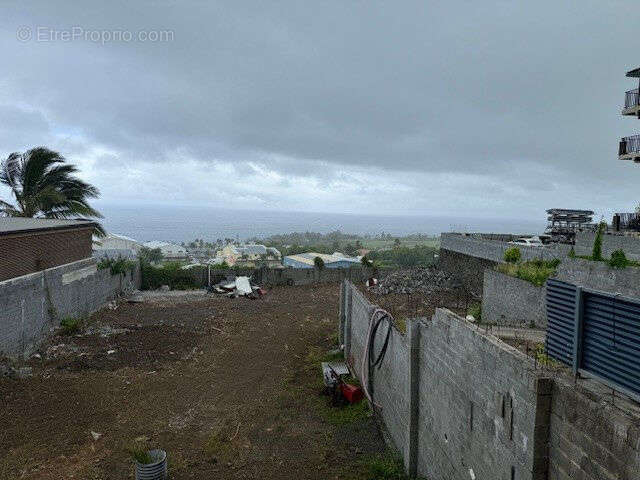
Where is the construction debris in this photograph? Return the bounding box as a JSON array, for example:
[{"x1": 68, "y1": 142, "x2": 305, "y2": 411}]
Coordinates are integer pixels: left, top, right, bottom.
[
  {"x1": 208, "y1": 275, "x2": 265, "y2": 299},
  {"x1": 371, "y1": 267, "x2": 457, "y2": 295}
]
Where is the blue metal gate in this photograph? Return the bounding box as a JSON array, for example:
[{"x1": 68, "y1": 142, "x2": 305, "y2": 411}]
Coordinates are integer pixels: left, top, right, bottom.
[
  {"x1": 546, "y1": 279, "x2": 640, "y2": 401},
  {"x1": 545, "y1": 279, "x2": 576, "y2": 366}
]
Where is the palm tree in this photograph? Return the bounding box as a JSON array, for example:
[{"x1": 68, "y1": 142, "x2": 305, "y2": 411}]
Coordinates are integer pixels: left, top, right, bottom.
[{"x1": 0, "y1": 147, "x2": 104, "y2": 234}]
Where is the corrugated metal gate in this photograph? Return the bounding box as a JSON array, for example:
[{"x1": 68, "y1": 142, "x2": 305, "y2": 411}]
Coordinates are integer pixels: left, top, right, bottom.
[{"x1": 546, "y1": 278, "x2": 640, "y2": 401}]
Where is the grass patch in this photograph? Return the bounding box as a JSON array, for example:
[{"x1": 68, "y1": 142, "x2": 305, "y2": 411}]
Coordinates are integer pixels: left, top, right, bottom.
[
  {"x1": 203, "y1": 427, "x2": 235, "y2": 462},
  {"x1": 60, "y1": 316, "x2": 82, "y2": 335},
  {"x1": 497, "y1": 259, "x2": 560, "y2": 286},
  {"x1": 360, "y1": 453, "x2": 412, "y2": 479},
  {"x1": 324, "y1": 400, "x2": 371, "y2": 425}
]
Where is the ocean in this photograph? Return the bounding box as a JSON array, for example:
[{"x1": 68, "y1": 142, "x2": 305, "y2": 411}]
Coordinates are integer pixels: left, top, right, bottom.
[{"x1": 95, "y1": 204, "x2": 546, "y2": 243}]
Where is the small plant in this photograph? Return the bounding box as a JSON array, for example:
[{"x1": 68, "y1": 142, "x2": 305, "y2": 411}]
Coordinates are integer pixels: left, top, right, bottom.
[
  {"x1": 568, "y1": 247, "x2": 575, "y2": 258},
  {"x1": 608, "y1": 249, "x2": 629, "y2": 269},
  {"x1": 468, "y1": 303, "x2": 482, "y2": 322},
  {"x1": 126, "y1": 445, "x2": 153, "y2": 464},
  {"x1": 60, "y1": 316, "x2": 82, "y2": 335},
  {"x1": 592, "y1": 221, "x2": 606, "y2": 261},
  {"x1": 504, "y1": 247, "x2": 521, "y2": 264},
  {"x1": 534, "y1": 343, "x2": 560, "y2": 368}
]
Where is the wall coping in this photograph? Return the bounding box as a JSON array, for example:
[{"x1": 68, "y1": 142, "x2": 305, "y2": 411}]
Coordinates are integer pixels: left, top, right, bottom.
[{"x1": 0, "y1": 257, "x2": 97, "y2": 287}]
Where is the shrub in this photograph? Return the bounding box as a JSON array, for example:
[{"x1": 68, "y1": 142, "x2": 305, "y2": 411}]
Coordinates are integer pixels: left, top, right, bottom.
[
  {"x1": 609, "y1": 249, "x2": 629, "y2": 269},
  {"x1": 504, "y1": 247, "x2": 521, "y2": 264},
  {"x1": 568, "y1": 248, "x2": 575, "y2": 258},
  {"x1": 60, "y1": 316, "x2": 82, "y2": 335},
  {"x1": 592, "y1": 221, "x2": 606, "y2": 261},
  {"x1": 467, "y1": 303, "x2": 482, "y2": 322},
  {"x1": 140, "y1": 262, "x2": 198, "y2": 290}
]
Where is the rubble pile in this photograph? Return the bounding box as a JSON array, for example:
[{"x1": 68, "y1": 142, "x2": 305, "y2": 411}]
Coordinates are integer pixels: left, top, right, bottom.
[{"x1": 371, "y1": 267, "x2": 458, "y2": 295}]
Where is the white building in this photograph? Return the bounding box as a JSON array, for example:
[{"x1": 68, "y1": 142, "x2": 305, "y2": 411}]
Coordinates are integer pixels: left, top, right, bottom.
[
  {"x1": 143, "y1": 240, "x2": 188, "y2": 260},
  {"x1": 93, "y1": 233, "x2": 142, "y2": 260}
]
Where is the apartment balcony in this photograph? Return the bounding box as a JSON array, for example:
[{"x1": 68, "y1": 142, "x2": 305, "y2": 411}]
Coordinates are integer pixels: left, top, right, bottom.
[
  {"x1": 622, "y1": 88, "x2": 640, "y2": 116},
  {"x1": 619, "y1": 134, "x2": 640, "y2": 162}
]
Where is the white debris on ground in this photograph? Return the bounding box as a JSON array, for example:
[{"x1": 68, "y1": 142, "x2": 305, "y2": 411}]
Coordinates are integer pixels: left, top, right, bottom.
[{"x1": 371, "y1": 267, "x2": 458, "y2": 295}]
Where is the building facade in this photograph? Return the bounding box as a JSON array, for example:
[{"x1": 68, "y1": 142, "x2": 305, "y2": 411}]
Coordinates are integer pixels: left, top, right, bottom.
[
  {"x1": 0, "y1": 218, "x2": 96, "y2": 282},
  {"x1": 619, "y1": 67, "x2": 640, "y2": 162}
]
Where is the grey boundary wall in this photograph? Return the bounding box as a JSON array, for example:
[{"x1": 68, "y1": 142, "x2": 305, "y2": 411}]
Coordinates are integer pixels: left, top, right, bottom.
[
  {"x1": 184, "y1": 265, "x2": 370, "y2": 288},
  {"x1": 482, "y1": 269, "x2": 547, "y2": 328},
  {"x1": 555, "y1": 257, "x2": 640, "y2": 298},
  {"x1": 0, "y1": 258, "x2": 140, "y2": 358},
  {"x1": 575, "y1": 231, "x2": 640, "y2": 261},
  {"x1": 341, "y1": 280, "x2": 640, "y2": 480},
  {"x1": 341, "y1": 280, "x2": 551, "y2": 479}
]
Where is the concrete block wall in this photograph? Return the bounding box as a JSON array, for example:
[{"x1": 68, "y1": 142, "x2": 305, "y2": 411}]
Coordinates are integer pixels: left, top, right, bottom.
[
  {"x1": 438, "y1": 248, "x2": 498, "y2": 295},
  {"x1": 416, "y1": 309, "x2": 551, "y2": 480},
  {"x1": 482, "y1": 269, "x2": 547, "y2": 328},
  {"x1": 0, "y1": 258, "x2": 140, "y2": 358},
  {"x1": 555, "y1": 257, "x2": 640, "y2": 298},
  {"x1": 575, "y1": 231, "x2": 640, "y2": 261},
  {"x1": 548, "y1": 378, "x2": 640, "y2": 480},
  {"x1": 341, "y1": 280, "x2": 551, "y2": 479},
  {"x1": 343, "y1": 282, "x2": 409, "y2": 454},
  {"x1": 342, "y1": 279, "x2": 640, "y2": 480}
]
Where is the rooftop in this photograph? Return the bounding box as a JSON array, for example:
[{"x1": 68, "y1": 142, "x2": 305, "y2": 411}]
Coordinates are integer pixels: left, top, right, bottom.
[
  {"x1": 285, "y1": 252, "x2": 360, "y2": 266},
  {"x1": 0, "y1": 217, "x2": 96, "y2": 236}
]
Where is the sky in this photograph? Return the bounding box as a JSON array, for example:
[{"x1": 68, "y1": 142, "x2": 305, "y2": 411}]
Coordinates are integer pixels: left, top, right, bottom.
[{"x1": 0, "y1": 1, "x2": 639, "y2": 223}]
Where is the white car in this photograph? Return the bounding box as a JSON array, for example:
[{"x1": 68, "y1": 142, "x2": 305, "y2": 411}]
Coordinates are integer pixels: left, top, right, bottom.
[{"x1": 508, "y1": 237, "x2": 545, "y2": 248}]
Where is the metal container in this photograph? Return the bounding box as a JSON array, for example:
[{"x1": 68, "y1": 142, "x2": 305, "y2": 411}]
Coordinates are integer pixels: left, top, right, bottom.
[{"x1": 135, "y1": 449, "x2": 167, "y2": 480}]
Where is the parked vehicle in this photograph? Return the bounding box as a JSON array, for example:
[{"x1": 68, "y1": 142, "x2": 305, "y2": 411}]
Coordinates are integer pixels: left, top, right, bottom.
[{"x1": 508, "y1": 236, "x2": 545, "y2": 248}]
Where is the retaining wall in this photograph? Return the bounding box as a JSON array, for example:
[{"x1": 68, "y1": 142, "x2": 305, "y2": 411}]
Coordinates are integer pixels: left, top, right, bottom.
[
  {"x1": 439, "y1": 233, "x2": 570, "y2": 295},
  {"x1": 0, "y1": 258, "x2": 140, "y2": 358},
  {"x1": 482, "y1": 269, "x2": 547, "y2": 328},
  {"x1": 575, "y1": 231, "x2": 640, "y2": 261}
]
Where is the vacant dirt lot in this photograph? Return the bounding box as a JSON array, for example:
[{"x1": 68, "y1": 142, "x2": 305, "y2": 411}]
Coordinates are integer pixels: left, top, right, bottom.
[{"x1": 0, "y1": 285, "x2": 394, "y2": 480}]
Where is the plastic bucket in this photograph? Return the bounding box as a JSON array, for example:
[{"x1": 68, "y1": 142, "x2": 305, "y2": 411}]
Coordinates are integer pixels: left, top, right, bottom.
[{"x1": 135, "y1": 449, "x2": 167, "y2": 480}]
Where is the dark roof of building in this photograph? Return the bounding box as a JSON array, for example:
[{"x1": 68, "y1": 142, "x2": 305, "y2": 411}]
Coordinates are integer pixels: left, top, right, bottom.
[
  {"x1": 0, "y1": 217, "x2": 96, "y2": 236},
  {"x1": 627, "y1": 67, "x2": 640, "y2": 78}
]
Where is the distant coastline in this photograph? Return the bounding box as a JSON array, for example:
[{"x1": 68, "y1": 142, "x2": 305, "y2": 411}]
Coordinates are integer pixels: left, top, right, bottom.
[{"x1": 95, "y1": 203, "x2": 546, "y2": 243}]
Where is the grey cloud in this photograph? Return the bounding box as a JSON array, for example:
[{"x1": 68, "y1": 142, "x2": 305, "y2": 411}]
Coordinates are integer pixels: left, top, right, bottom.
[{"x1": 0, "y1": 1, "x2": 639, "y2": 215}]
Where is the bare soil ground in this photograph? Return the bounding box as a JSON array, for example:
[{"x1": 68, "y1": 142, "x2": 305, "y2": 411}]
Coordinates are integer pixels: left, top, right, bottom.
[{"x1": 0, "y1": 285, "x2": 394, "y2": 480}]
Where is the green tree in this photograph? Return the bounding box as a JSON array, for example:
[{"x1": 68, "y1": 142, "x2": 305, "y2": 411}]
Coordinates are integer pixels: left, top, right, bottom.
[
  {"x1": 314, "y1": 256, "x2": 325, "y2": 271},
  {"x1": 138, "y1": 246, "x2": 163, "y2": 264},
  {"x1": 0, "y1": 147, "x2": 104, "y2": 234},
  {"x1": 592, "y1": 221, "x2": 606, "y2": 261}
]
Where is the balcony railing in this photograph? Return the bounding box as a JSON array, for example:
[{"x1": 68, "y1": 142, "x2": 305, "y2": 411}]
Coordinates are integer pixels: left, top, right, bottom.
[
  {"x1": 619, "y1": 134, "x2": 640, "y2": 156},
  {"x1": 625, "y1": 89, "x2": 640, "y2": 109}
]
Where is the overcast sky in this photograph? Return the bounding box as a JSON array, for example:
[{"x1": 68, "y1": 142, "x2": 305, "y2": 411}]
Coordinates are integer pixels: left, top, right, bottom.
[{"x1": 1, "y1": 1, "x2": 639, "y2": 222}]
